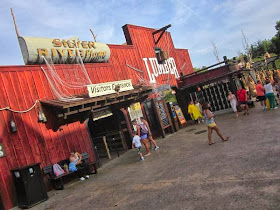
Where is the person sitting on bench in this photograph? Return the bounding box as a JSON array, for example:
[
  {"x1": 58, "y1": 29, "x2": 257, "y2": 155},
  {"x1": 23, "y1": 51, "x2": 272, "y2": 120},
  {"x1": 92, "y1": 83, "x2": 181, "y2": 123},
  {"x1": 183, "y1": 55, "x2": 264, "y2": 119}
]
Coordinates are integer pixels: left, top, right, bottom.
[{"x1": 69, "y1": 150, "x2": 90, "y2": 181}]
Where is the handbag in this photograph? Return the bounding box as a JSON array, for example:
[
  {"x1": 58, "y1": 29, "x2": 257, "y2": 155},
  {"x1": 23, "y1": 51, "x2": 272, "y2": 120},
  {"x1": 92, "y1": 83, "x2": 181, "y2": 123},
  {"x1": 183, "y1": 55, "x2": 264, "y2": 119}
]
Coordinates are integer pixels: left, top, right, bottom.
[{"x1": 53, "y1": 163, "x2": 65, "y2": 177}]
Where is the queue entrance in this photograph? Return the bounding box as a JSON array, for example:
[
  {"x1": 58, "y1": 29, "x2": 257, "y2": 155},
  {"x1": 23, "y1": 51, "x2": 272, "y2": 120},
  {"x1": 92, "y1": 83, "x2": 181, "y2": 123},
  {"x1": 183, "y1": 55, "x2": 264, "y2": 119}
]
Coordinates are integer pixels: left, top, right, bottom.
[
  {"x1": 87, "y1": 107, "x2": 131, "y2": 165},
  {"x1": 41, "y1": 85, "x2": 153, "y2": 165}
]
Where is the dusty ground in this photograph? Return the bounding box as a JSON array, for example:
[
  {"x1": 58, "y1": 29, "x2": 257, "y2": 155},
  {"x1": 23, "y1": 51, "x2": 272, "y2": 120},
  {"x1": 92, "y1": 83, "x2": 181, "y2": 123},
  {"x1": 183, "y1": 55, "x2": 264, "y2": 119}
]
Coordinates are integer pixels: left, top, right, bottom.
[{"x1": 30, "y1": 104, "x2": 280, "y2": 210}]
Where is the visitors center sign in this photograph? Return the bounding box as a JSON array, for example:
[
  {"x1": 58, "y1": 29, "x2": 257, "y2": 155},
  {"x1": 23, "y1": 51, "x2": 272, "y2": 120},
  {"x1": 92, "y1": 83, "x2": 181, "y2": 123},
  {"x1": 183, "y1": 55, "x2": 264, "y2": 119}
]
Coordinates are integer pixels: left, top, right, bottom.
[
  {"x1": 87, "y1": 80, "x2": 134, "y2": 98},
  {"x1": 18, "y1": 36, "x2": 111, "y2": 64}
]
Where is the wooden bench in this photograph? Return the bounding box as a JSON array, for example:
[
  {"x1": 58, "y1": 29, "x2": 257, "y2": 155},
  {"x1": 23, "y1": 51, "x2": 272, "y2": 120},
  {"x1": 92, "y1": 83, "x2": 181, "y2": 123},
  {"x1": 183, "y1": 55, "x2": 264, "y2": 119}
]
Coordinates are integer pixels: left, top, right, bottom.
[{"x1": 43, "y1": 152, "x2": 97, "y2": 190}]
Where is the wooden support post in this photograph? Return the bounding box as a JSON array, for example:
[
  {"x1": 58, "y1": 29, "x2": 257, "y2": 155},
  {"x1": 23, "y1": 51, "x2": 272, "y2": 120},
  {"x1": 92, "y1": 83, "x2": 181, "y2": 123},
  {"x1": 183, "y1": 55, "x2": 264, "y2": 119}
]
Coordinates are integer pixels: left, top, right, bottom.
[
  {"x1": 103, "y1": 136, "x2": 111, "y2": 159},
  {"x1": 119, "y1": 131, "x2": 128, "y2": 150}
]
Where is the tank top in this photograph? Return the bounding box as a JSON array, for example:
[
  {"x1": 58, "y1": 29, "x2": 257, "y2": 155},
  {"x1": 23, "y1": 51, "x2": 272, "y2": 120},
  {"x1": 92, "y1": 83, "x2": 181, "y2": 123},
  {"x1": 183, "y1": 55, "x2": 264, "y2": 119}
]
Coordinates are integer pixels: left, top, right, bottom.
[
  {"x1": 72, "y1": 154, "x2": 79, "y2": 164},
  {"x1": 204, "y1": 110, "x2": 215, "y2": 125}
]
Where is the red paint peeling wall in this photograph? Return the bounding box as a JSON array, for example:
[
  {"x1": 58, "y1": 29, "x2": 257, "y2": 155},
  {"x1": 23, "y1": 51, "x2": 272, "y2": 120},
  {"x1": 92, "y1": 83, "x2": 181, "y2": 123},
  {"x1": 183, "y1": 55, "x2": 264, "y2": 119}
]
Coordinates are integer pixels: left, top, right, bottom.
[{"x1": 0, "y1": 24, "x2": 193, "y2": 209}]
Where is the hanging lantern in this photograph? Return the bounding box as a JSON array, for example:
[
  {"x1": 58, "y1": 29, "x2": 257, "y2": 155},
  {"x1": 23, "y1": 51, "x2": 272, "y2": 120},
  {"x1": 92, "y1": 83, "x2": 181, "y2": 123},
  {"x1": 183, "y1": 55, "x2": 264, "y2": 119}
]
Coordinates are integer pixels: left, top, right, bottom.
[
  {"x1": 38, "y1": 111, "x2": 43, "y2": 122},
  {"x1": 41, "y1": 111, "x2": 47, "y2": 123},
  {"x1": 10, "y1": 119, "x2": 17, "y2": 133}
]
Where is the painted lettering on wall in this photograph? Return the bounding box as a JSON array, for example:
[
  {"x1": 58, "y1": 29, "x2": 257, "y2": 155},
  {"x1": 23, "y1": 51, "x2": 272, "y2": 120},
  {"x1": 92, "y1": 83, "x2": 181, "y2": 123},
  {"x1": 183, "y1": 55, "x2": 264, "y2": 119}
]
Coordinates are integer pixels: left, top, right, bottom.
[
  {"x1": 143, "y1": 57, "x2": 179, "y2": 83},
  {"x1": 18, "y1": 36, "x2": 111, "y2": 65}
]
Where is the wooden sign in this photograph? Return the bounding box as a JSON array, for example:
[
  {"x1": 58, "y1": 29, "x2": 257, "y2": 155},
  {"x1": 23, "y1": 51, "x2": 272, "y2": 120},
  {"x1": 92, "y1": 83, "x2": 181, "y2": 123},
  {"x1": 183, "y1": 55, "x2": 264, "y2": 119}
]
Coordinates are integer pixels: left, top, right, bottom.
[
  {"x1": 154, "y1": 100, "x2": 174, "y2": 138},
  {"x1": 87, "y1": 79, "x2": 134, "y2": 97},
  {"x1": 174, "y1": 105, "x2": 186, "y2": 125},
  {"x1": 18, "y1": 36, "x2": 111, "y2": 64},
  {"x1": 0, "y1": 143, "x2": 6, "y2": 158},
  {"x1": 158, "y1": 101, "x2": 170, "y2": 127}
]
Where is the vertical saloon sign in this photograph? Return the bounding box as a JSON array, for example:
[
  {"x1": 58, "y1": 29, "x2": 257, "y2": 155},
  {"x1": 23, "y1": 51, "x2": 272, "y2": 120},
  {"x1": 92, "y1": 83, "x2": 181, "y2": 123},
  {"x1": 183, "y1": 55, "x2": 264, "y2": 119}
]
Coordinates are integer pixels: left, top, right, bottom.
[
  {"x1": 18, "y1": 36, "x2": 111, "y2": 64},
  {"x1": 143, "y1": 57, "x2": 180, "y2": 83}
]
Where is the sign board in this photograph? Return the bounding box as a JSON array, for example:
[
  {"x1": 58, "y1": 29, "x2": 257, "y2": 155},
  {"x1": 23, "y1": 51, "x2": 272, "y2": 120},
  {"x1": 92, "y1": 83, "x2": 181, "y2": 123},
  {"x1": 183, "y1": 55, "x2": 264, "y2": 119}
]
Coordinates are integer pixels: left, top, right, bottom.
[
  {"x1": 157, "y1": 101, "x2": 170, "y2": 127},
  {"x1": 174, "y1": 105, "x2": 186, "y2": 125},
  {"x1": 18, "y1": 36, "x2": 111, "y2": 64},
  {"x1": 87, "y1": 79, "x2": 134, "y2": 98},
  {"x1": 143, "y1": 57, "x2": 180, "y2": 83},
  {"x1": 0, "y1": 143, "x2": 6, "y2": 158},
  {"x1": 130, "y1": 102, "x2": 141, "y2": 111}
]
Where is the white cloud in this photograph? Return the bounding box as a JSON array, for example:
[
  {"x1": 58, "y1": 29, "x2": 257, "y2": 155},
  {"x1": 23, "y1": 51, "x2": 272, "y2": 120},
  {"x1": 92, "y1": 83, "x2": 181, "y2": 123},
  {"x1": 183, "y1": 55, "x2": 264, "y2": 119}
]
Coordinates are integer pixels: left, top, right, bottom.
[
  {"x1": 170, "y1": 0, "x2": 280, "y2": 67},
  {"x1": 0, "y1": 0, "x2": 279, "y2": 68}
]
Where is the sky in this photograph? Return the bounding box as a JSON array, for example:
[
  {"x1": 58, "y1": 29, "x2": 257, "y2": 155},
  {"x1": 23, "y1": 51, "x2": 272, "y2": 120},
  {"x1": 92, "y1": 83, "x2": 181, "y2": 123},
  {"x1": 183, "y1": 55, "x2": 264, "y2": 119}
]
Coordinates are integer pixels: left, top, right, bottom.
[{"x1": 0, "y1": 0, "x2": 279, "y2": 68}]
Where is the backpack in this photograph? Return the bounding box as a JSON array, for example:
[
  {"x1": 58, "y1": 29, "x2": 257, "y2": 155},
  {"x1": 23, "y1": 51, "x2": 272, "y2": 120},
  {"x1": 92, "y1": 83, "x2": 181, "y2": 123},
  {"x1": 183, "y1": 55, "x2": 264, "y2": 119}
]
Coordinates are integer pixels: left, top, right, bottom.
[
  {"x1": 53, "y1": 163, "x2": 65, "y2": 177},
  {"x1": 139, "y1": 123, "x2": 149, "y2": 134}
]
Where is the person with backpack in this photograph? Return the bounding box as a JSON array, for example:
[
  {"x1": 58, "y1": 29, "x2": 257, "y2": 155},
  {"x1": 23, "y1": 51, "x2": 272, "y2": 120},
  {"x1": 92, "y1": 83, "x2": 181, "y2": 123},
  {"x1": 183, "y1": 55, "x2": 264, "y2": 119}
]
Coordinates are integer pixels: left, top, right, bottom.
[
  {"x1": 140, "y1": 117, "x2": 159, "y2": 150},
  {"x1": 132, "y1": 119, "x2": 151, "y2": 156}
]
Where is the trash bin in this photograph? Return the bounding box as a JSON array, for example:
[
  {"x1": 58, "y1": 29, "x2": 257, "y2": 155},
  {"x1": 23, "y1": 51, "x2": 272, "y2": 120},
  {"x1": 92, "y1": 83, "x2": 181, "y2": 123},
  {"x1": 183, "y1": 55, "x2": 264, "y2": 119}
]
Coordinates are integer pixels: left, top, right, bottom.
[{"x1": 11, "y1": 163, "x2": 48, "y2": 208}]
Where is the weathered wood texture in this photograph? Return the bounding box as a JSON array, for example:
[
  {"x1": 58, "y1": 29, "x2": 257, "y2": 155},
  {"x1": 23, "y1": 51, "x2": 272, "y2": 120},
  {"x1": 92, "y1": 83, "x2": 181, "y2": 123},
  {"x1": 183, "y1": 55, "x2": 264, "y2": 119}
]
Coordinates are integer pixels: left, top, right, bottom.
[{"x1": 0, "y1": 24, "x2": 193, "y2": 209}]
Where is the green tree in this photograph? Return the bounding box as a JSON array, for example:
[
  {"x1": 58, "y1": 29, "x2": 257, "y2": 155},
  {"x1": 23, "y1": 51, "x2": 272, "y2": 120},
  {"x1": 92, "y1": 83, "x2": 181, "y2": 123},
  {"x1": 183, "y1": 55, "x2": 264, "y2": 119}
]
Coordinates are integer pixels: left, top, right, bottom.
[
  {"x1": 271, "y1": 20, "x2": 280, "y2": 55},
  {"x1": 163, "y1": 90, "x2": 177, "y2": 103},
  {"x1": 250, "y1": 40, "x2": 273, "y2": 59}
]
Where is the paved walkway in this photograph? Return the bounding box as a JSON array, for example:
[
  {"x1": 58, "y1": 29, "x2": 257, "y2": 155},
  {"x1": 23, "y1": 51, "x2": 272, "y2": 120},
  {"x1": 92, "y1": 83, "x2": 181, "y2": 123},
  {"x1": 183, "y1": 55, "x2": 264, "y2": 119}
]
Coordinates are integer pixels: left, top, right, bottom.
[{"x1": 32, "y1": 105, "x2": 280, "y2": 210}]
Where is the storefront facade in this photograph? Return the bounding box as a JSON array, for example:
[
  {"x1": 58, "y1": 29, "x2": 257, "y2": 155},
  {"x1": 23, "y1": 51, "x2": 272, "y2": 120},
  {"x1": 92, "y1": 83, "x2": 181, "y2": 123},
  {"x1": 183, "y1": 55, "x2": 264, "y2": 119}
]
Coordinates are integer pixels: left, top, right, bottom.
[{"x1": 0, "y1": 24, "x2": 193, "y2": 209}]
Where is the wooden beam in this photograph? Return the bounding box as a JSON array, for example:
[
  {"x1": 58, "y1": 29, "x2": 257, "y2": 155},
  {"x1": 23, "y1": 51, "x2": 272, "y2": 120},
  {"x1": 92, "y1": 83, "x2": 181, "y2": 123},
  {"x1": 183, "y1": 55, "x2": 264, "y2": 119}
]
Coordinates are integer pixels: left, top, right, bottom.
[
  {"x1": 152, "y1": 24, "x2": 172, "y2": 35},
  {"x1": 10, "y1": 8, "x2": 20, "y2": 37},
  {"x1": 103, "y1": 136, "x2": 111, "y2": 159},
  {"x1": 152, "y1": 24, "x2": 171, "y2": 45}
]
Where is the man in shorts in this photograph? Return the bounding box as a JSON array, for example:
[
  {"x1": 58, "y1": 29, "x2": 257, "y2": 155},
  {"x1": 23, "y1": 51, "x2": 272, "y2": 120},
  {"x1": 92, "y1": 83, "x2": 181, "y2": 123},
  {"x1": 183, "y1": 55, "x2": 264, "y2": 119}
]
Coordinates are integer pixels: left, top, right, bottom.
[
  {"x1": 255, "y1": 80, "x2": 266, "y2": 109},
  {"x1": 237, "y1": 85, "x2": 249, "y2": 115}
]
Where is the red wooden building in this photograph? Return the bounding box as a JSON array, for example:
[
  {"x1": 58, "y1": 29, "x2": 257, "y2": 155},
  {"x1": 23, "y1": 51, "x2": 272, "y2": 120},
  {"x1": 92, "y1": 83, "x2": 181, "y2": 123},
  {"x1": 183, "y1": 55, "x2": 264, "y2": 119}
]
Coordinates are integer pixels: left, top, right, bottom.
[{"x1": 0, "y1": 24, "x2": 193, "y2": 209}]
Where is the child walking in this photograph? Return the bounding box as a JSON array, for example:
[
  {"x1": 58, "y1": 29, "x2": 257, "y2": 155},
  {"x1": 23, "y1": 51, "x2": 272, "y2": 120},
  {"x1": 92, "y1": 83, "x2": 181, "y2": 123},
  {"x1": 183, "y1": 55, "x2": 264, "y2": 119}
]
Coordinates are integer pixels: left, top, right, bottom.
[
  {"x1": 203, "y1": 102, "x2": 229, "y2": 145},
  {"x1": 132, "y1": 131, "x2": 144, "y2": 161}
]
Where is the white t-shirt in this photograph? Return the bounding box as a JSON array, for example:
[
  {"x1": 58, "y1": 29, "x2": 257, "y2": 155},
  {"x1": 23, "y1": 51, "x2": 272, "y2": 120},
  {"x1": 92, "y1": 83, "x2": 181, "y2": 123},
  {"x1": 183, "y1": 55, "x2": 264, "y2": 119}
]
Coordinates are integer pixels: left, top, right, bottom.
[
  {"x1": 132, "y1": 135, "x2": 142, "y2": 148},
  {"x1": 264, "y1": 83, "x2": 273, "y2": 94}
]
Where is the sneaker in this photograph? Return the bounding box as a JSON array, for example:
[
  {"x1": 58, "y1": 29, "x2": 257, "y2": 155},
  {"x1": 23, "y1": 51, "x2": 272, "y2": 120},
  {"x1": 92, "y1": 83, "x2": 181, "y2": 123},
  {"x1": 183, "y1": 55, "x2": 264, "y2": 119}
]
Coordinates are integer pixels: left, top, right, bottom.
[
  {"x1": 144, "y1": 153, "x2": 151, "y2": 157},
  {"x1": 154, "y1": 146, "x2": 160, "y2": 151},
  {"x1": 80, "y1": 177, "x2": 85, "y2": 181},
  {"x1": 85, "y1": 175, "x2": 90, "y2": 179},
  {"x1": 274, "y1": 107, "x2": 278, "y2": 109},
  {"x1": 140, "y1": 157, "x2": 145, "y2": 161}
]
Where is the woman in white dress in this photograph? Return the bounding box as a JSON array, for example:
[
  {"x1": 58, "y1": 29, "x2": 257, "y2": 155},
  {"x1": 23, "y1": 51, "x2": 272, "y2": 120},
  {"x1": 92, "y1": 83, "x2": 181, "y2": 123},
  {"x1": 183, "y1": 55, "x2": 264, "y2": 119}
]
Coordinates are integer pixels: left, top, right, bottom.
[{"x1": 228, "y1": 91, "x2": 238, "y2": 117}]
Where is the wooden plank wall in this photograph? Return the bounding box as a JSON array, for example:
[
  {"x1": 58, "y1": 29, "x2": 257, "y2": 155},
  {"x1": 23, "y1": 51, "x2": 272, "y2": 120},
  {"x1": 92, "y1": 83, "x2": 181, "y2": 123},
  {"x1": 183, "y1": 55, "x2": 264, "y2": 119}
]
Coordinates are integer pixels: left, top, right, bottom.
[
  {"x1": 0, "y1": 24, "x2": 193, "y2": 209},
  {"x1": 122, "y1": 24, "x2": 194, "y2": 83}
]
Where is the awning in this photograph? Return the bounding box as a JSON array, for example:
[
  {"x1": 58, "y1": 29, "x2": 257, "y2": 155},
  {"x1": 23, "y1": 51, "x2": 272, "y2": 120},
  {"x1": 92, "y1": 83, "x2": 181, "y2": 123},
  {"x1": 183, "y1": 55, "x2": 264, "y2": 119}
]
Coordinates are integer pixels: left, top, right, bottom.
[{"x1": 41, "y1": 85, "x2": 152, "y2": 119}]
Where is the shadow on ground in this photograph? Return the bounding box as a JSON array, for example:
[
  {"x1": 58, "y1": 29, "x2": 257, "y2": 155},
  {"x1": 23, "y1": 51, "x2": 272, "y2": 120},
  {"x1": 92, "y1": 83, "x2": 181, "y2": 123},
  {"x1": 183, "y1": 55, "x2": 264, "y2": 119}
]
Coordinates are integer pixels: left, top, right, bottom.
[{"x1": 29, "y1": 104, "x2": 280, "y2": 210}]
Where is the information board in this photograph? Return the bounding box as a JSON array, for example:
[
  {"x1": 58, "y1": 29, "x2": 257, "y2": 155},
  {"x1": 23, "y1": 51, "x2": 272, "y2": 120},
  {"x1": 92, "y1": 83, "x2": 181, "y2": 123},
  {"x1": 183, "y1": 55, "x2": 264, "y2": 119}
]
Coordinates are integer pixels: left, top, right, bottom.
[
  {"x1": 157, "y1": 101, "x2": 170, "y2": 127},
  {"x1": 174, "y1": 105, "x2": 186, "y2": 125}
]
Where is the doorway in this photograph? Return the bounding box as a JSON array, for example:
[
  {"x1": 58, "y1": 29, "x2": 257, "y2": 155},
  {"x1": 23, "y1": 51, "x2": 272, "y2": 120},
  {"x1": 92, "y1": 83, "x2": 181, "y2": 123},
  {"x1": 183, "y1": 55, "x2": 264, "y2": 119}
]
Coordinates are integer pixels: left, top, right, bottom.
[{"x1": 87, "y1": 108, "x2": 130, "y2": 165}]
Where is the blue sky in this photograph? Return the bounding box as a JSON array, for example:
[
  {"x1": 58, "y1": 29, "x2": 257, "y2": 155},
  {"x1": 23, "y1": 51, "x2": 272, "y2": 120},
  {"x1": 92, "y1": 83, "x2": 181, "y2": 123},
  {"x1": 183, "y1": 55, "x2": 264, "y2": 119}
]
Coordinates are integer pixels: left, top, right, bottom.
[{"x1": 0, "y1": 0, "x2": 279, "y2": 68}]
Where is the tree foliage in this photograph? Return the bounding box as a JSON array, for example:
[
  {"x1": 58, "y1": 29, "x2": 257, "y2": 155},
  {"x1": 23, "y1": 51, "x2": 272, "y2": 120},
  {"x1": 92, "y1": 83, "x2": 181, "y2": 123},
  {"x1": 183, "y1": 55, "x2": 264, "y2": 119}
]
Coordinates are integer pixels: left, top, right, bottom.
[
  {"x1": 163, "y1": 90, "x2": 177, "y2": 103},
  {"x1": 249, "y1": 20, "x2": 280, "y2": 59},
  {"x1": 271, "y1": 20, "x2": 280, "y2": 55}
]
